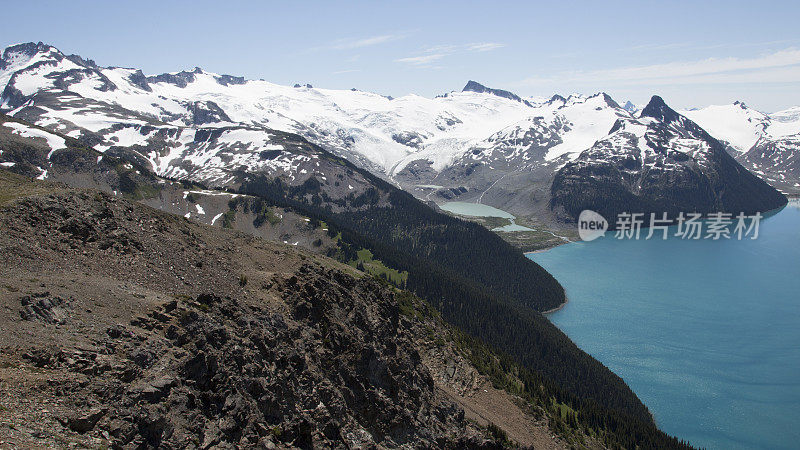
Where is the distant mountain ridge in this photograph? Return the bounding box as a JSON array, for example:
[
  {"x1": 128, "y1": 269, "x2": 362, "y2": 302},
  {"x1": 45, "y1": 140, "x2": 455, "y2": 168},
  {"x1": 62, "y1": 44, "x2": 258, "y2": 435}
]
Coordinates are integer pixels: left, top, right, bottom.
[
  {"x1": 461, "y1": 80, "x2": 533, "y2": 106},
  {"x1": 0, "y1": 41, "x2": 792, "y2": 227},
  {"x1": 680, "y1": 101, "x2": 800, "y2": 194}
]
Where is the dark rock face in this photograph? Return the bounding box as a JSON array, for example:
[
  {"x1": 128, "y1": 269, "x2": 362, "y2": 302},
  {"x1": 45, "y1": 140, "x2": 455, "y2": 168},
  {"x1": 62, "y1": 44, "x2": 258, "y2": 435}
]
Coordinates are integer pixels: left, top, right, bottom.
[
  {"x1": 1, "y1": 42, "x2": 53, "y2": 67},
  {"x1": 145, "y1": 68, "x2": 246, "y2": 89},
  {"x1": 601, "y1": 93, "x2": 622, "y2": 109},
  {"x1": 738, "y1": 135, "x2": 800, "y2": 194},
  {"x1": 186, "y1": 100, "x2": 232, "y2": 125},
  {"x1": 61, "y1": 409, "x2": 106, "y2": 433},
  {"x1": 216, "y1": 74, "x2": 246, "y2": 86},
  {"x1": 0, "y1": 83, "x2": 27, "y2": 110},
  {"x1": 391, "y1": 131, "x2": 426, "y2": 148},
  {"x1": 126, "y1": 69, "x2": 152, "y2": 92},
  {"x1": 146, "y1": 68, "x2": 202, "y2": 88},
  {"x1": 462, "y1": 80, "x2": 532, "y2": 107}
]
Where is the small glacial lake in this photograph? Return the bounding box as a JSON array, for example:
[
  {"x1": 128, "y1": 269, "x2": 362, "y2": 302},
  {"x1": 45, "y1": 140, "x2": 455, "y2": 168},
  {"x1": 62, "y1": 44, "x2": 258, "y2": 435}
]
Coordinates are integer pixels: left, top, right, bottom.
[{"x1": 439, "y1": 201, "x2": 534, "y2": 231}]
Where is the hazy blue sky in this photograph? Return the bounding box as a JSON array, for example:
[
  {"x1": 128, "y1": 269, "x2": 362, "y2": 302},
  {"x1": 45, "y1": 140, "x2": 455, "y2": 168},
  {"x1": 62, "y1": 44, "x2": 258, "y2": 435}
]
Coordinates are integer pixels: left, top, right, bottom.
[{"x1": 2, "y1": 0, "x2": 799, "y2": 111}]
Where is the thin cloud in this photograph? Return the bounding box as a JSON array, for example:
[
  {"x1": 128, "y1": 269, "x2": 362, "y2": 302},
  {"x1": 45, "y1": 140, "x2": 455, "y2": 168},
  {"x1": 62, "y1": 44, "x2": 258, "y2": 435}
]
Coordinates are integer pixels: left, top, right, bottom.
[
  {"x1": 520, "y1": 48, "x2": 800, "y2": 86},
  {"x1": 330, "y1": 34, "x2": 404, "y2": 50},
  {"x1": 306, "y1": 32, "x2": 413, "y2": 53},
  {"x1": 395, "y1": 54, "x2": 447, "y2": 66},
  {"x1": 396, "y1": 42, "x2": 504, "y2": 67},
  {"x1": 332, "y1": 69, "x2": 360, "y2": 75},
  {"x1": 623, "y1": 42, "x2": 692, "y2": 52},
  {"x1": 422, "y1": 44, "x2": 460, "y2": 54},
  {"x1": 468, "y1": 42, "x2": 505, "y2": 52}
]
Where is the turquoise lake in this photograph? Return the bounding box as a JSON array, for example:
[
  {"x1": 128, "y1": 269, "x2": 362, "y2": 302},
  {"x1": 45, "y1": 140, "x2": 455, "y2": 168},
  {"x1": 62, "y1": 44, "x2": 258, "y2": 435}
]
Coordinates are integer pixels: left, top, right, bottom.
[
  {"x1": 439, "y1": 201, "x2": 534, "y2": 231},
  {"x1": 528, "y1": 201, "x2": 800, "y2": 449}
]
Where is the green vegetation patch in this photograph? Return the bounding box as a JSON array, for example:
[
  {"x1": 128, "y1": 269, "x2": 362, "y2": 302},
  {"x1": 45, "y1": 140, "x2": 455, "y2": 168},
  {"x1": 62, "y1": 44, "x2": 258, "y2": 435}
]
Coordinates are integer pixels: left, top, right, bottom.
[
  {"x1": 348, "y1": 248, "x2": 408, "y2": 287},
  {"x1": 221, "y1": 210, "x2": 236, "y2": 229},
  {"x1": 0, "y1": 169, "x2": 68, "y2": 206}
]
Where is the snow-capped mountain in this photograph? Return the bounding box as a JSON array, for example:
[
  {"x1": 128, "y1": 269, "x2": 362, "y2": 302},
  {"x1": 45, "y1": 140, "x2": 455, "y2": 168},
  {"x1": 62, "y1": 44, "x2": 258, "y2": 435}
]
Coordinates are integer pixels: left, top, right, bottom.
[
  {"x1": 0, "y1": 42, "x2": 638, "y2": 216},
  {"x1": 680, "y1": 102, "x2": 771, "y2": 153},
  {"x1": 394, "y1": 92, "x2": 635, "y2": 215},
  {"x1": 0, "y1": 42, "x2": 790, "y2": 226},
  {"x1": 2, "y1": 42, "x2": 541, "y2": 178},
  {"x1": 551, "y1": 96, "x2": 787, "y2": 223},
  {"x1": 681, "y1": 102, "x2": 800, "y2": 194}
]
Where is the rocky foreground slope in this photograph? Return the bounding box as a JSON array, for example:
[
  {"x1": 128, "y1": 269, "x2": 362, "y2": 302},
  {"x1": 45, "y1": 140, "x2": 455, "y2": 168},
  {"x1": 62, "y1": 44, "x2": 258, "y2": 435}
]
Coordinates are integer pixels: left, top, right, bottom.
[{"x1": 0, "y1": 170, "x2": 579, "y2": 449}]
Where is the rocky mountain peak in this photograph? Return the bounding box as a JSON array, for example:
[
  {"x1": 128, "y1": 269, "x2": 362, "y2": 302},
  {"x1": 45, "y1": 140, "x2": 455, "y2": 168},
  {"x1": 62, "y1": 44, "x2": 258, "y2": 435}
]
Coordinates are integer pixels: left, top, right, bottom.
[
  {"x1": 640, "y1": 95, "x2": 680, "y2": 123},
  {"x1": 461, "y1": 80, "x2": 531, "y2": 106},
  {"x1": 462, "y1": 80, "x2": 488, "y2": 92},
  {"x1": 594, "y1": 92, "x2": 621, "y2": 109},
  {"x1": 2, "y1": 41, "x2": 58, "y2": 58},
  {"x1": 548, "y1": 94, "x2": 567, "y2": 104},
  {"x1": 641, "y1": 95, "x2": 725, "y2": 145},
  {"x1": 145, "y1": 67, "x2": 245, "y2": 88},
  {"x1": 1, "y1": 42, "x2": 60, "y2": 70},
  {"x1": 608, "y1": 118, "x2": 627, "y2": 134}
]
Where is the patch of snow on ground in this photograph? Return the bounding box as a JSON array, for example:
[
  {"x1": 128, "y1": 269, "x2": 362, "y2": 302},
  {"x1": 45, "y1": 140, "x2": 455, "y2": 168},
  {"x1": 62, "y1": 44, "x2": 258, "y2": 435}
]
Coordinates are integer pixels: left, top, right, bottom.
[{"x1": 2, "y1": 121, "x2": 66, "y2": 158}]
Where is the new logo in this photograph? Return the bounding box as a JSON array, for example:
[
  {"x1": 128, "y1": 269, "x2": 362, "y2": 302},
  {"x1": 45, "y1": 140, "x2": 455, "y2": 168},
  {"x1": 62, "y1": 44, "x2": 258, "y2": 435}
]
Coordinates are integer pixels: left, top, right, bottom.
[{"x1": 578, "y1": 210, "x2": 608, "y2": 241}]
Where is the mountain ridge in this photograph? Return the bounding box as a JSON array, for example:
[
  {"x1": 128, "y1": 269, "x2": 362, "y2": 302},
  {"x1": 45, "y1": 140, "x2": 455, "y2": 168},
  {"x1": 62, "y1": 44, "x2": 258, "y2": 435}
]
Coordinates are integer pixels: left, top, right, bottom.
[
  {"x1": 461, "y1": 80, "x2": 533, "y2": 106},
  {"x1": 680, "y1": 101, "x2": 800, "y2": 194}
]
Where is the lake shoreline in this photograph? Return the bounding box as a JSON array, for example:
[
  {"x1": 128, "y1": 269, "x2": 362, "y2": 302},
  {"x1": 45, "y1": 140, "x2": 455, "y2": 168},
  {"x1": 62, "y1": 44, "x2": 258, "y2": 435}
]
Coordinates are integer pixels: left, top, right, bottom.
[
  {"x1": 542, "y1": 296, "x2": 569, "y2": 315},
  {"x1": 524, "y1": 237, "x2": 573, "y2": 255},
  {"x1": 527, "y1": 239, "x2": 574, "y2": 318}
]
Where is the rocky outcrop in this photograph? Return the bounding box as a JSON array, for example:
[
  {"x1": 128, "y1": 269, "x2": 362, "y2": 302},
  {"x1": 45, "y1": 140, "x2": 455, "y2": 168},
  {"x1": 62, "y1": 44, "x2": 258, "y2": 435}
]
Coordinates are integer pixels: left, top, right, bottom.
[{"x1": 19, "y1": 293, "x2": 71, "y2": 324}]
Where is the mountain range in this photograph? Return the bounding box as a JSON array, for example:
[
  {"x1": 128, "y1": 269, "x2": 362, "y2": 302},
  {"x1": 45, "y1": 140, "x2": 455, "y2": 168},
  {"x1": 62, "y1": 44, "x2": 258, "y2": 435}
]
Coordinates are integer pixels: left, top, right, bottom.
[{"x1": 0, "y1": 42, "x2": 792, "y2": 231}]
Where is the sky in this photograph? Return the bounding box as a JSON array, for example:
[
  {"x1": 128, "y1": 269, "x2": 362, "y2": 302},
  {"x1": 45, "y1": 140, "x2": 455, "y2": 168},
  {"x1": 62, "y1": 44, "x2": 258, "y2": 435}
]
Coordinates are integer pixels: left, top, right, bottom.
[{"x1": 2, "y1": 0, "x2": 799, "y2": 112}]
